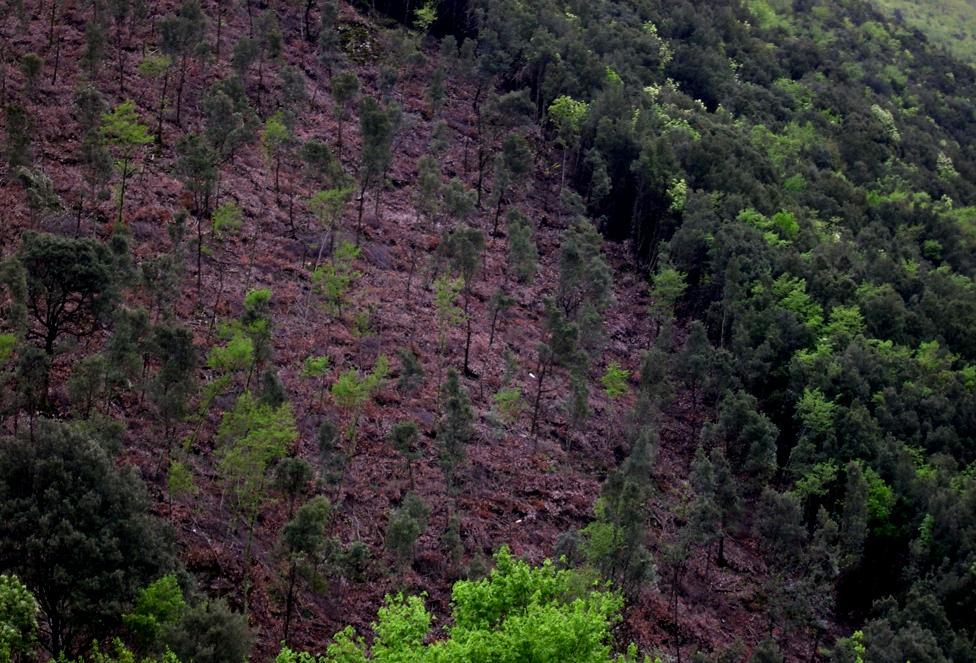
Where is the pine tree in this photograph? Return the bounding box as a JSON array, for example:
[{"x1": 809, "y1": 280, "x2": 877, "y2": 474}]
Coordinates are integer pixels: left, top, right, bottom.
[
  {"x1": 438, "y1": 369, "x2": 473, "y2": 489},
  {"x1": 581, "y1": 426, "x2": 658, "y2": 595},
  {"x1": 356, "y1": 96, "x2": 398, "y2": 238},
  {"x1": 99, "y1": 100, "x2": 152, "y2": 224},
  {"x1": 274, "y1": 456, "x2": 313, "y2": 518},
  {"x1": 4, "y1": 103, "x2": 32, "y2": 170},
  {"x1": 81, "y1": 20, "x2": 107, "y2": 81},
  {"x1": 442, "y1": 225, "x2": 485, "y2": 375},
  {"x1": 506, "y1": 209, "x2": 537, "y2": 284},
  {"x1": 839, "y1": 461, "x2": 869, "y2": 572},
  {"x1": 147, "y1": 322, "x2": 198, "y2": 458},
  {"x1": 280, "y1": 495, "x2": 330, "y2": 644},
  {"x1": 330, "y1": 71, "x2": 359, "y2": 161},
  {"x1": 385, "y1": 492, "x2": 430, "y2": 572},
  {"x1": 216, "y1": 391, "x2": 297, "y2": 612},
  {"x1": 390, "y1": 421, "x2": 421, "y2": 489},
  {"x1": 159, "y1": 0, "x2": 206, "y2": 127},
  {"x1": 530, "y1": 301, "x2": 580, "y2": 436}
]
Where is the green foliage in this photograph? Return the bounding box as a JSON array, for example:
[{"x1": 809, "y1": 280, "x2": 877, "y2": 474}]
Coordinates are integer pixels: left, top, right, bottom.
[
  {"x1": 648, "y1": 262, "x2": 687, "y2": 326},
  {"x1": 547, "y1": 95, "x2": 589, "y2": 144},
  {"x1": 164, "y1": 599, "x2": 252, "y2": 663},
  {"x1": 0, "y1": 574, "x2": 38, "y2": 663},
  {"x1": 211, "y1": 202, "x2": 243, "y2": 239},
  {"x1": 283, "y1": 546, "x2": 639, "y2": 661},
  {"x1": 313, "y1": 241, "x2": 361, "y2": 318},
  {"x1": 506, "y1": 210, "x2": 537, "y2": 284},
  {"x1": 167, "y1": 460, "x2": 197, "y2": 502},
  {"x1": 438, "y1": 369, "x2": 474, "y2": 486},
  {"x1": 217, "y1": 392, "x2": 297, "y2": 522},
  {"x1": 99, "y1": 101, "x2": 152, "y2": 222},
  {"x1": 601, "y1": 362, "x2": 630, "y2": 400},
  {"x1": 396, "y1": 349, "x2": 424, "y2": 393},
  {"x1": 433, "y1": 276, "x2": 463, "y2": 352},
  {"x1": 492, "y1": 387, "x2": 524, "y2": 426},
  {"x1": 4, "y1": 104, "x2": 32, "y2": 170},
  {"x1": 123, "y1": 576, "x2": 186, "y2": 654},
  {"x1": 17, "y1": 231, "x2": 118, "y2": 355},
  {"x1": 385, "y1": 493, "x2": 430, "y2": 570},
  {"x1": 0, "y1": 420, "x2": 174, "y2": 655},
  {"x1": 581, "y1": 427, "x2": 658, "y2": 593}
]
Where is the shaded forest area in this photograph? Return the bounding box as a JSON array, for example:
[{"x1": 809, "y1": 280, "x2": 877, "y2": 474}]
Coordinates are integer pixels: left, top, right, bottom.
[{"x1": 2, "y1": 0, "x2": 976, "y2": 661}]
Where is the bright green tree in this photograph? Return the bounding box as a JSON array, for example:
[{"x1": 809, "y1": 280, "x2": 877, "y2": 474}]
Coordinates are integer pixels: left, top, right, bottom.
[
  {"x1": 0, "y1": 574, "x2": 38, "y2": 663},
  {"x1": 99, "y1": 100, "x2": 152, "y2": 224},
  {"x1": 216, "y1": 391, "x2": 297, "y2": 612}
]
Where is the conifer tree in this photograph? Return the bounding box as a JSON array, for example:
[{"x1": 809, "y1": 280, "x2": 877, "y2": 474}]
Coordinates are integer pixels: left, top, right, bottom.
[
  {"x1": 0, "y1": 419, "x2": 175, "y2": 655},
  {"x1": 261, "y1": 111, "x2": 290, "y2": 200},
  {"x1": 81, "y1": 20, "x2": 107, "y2": 81},
  {"x1": 147, "y1": 322, "x2": 198, "y2": 458},
  {"x1": 442, "y1": 225, "x2": 485, "y2": 375},
  {"x1": 280, "y1": 495, "x2": 330, "y2": 644},
  {"x1": 438, "y1": 369, "x2": 474, "y2": 489},
  {"x1": 506, "y1": 209, "x2": 537, "y2": 284},
  {"x1": 390, "y1": 421, "x2": 421, "y2": 489},
  {"x1": 308, "y1": 186, "x2": 353, "y2": 264},
  {"x1": 330, "y1": 71, "x2": 359, "y2": 160},
  {"x1": 217, "y1": 391, "x2": 297, "y2": 613},
  {"x1": 487, "y1": 287, "x2": 514, "y2": 348},
  {"x1": 159, "y1": 0, "x2": 206, "y2": 127},
  {"x1": 4, "y1": 103, "x2": 31, "y2": 170},
  {"x1": 356, "y1": 96, "x2": 397, "y2": 238},
  {"x1": 385, "y1": 492, "x2": 430, "y2": 572},
  {"x1": 99, "y1": 100, "x2": 152, "y2": 224},
  {"x1": 581, "y1": 426, "x2": 658, "y2": 595},
  {"x1": 530, "y1": 301, "x2": 580, "y2": 436},
  {"x1": 330, "y1": 355, "x2": 388, "y2": 474},
  {"x1": 274, "y1": 456, "x2": 313, "y2": 518},
  {"x1": 20, "y1": 53, "x2": 42, "y2": 98},
  {"x1": 315, "y1": 418, "x2": 345, "y2": 496},
  {"x1": 17, "y1": 232, "x2": 118, "y2": 359},
  {"x1": 396, "y1": 348, "x2": 424, "y2": 394}
]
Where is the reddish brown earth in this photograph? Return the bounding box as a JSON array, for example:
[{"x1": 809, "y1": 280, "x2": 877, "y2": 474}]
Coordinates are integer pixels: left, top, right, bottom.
[{"x1": 0, "y1": 2, "x2": 835, "y2": 659}]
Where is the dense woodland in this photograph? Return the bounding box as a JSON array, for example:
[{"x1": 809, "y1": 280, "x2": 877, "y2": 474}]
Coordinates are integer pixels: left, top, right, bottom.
[{"x1": 1, "y1": 0, "x2": 976, "y2": 660}]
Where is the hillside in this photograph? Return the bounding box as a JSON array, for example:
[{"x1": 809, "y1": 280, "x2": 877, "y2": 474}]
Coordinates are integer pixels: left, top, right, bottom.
[
  {"x1": 872, "y1": 0, "x2": 976, "y2": 62},
  {"x1": 1, "y1": 0, "x2": 976, "y2": 661}
]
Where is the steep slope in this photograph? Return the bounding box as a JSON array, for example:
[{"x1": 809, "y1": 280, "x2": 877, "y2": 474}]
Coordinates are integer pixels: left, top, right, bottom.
[{"x1": 2, "y1": 0, "x2": 976, "y2": 661}]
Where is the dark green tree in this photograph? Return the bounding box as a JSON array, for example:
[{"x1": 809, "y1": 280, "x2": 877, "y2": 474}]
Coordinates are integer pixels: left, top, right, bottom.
[
  {"x1": 280, "y1": 495, "x2": 330, "y2": 644},
  {"x1": 0, "y1": 419, "x2": 175, "y2": 656},
  {"x1": 385, "y1": 492, "x2": 430, "y2": 572},
  {"x1": 4, "y1": 103, "x2": 31, "y2": 170},
  {"x1": 165, "y1": 598, "x2": 253, "y2": 663},
  {"x1": 17, "y1": 232, "x2": 117, "y2": 356},
  {"x1": 159, "y1": 0, "x2": 207, "y2": 127},
  {"x1": 438, "y1": 369, "x2": 474, "y2": 488},
  {"x1": 274, "y1": 456, "x2": 313, "y2": 518},
  {"x1": 390, "y1": 420, "x2": 421, "y2": 489},
  {"x1": 442, "y1": 225, "x2": 485, "y2": 375},
  {"x1": 581, "y1": 426, "x2": 658, "y2": 596},
  {"x1": 330, "y1": 71, "x2": 359, "y2": 160},
  {"x1": 356, "y1": 96, "x2": 397, "y2": 239}
]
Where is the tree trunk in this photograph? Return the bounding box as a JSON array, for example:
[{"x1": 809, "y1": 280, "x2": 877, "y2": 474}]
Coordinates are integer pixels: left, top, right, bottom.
[
  {"x1": 176, "y1": 55, "x2": 187, "y2": 127},
  {"x1": 462, "y1": 284, "x2": 473, "y2": 376},
  {"x1": 530, "y1": 357, "x2": 549, "y2": 435},
  {"x1": 155, "y1": 69, "x2": 169, "y2": 145},
  {"x1": 282, "y1": 559, "x2": 298, "y2": 644}
]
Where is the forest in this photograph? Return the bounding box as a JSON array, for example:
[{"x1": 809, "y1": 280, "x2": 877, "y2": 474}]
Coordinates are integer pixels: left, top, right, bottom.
[{"x1": 1, "y1": 0, "x2": 976, "y2": 660}]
